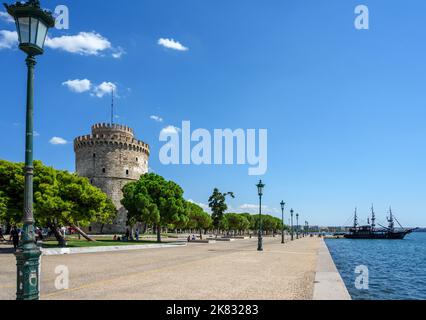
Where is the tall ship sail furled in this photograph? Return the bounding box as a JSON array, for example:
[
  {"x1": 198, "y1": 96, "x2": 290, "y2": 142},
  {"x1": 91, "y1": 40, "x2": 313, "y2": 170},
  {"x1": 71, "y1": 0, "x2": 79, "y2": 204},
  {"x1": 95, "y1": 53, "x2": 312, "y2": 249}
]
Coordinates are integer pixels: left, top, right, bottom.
[{"x1": 344, "y1": 206, "x2": 417, "y2": 240}]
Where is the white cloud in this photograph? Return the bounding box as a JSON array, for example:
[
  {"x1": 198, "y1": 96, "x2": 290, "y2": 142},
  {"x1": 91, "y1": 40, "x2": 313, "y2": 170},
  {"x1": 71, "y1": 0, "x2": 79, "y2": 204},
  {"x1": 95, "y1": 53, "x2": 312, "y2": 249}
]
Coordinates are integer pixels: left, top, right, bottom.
[
  {"x1": 49, "y1": 137, "x2": 68, "y2": 145},
  {"x1": 240, "y1": 204, "x2": 259, "y2": 210},
  {"x1": 238, "y1": 204, "x2": 269, "y2": 214},
  {"x1": 0, "y1": 30, "x2": 124, "y2": 58},
  {"x1": 158, "y1": 38, "x2": 188, "y2": 51},
  {"x1": 150, "y1": 115, "x2": 163, "y2": 122},
  {"x1": 62, "y1": 79, "x2": 92, "y2": 93},
  {"x1": 0, "y1": 12, "x2": 14, "y2": 23},
  {"x1": 112, "y1": 46, "x2": 126, "y2": 59},
  {"x1": 93, "y1": 82, "x2": 116, "y2": 98},
  {"x1": 34, "y1": 131, "x2": 40, "y2": 137},
  {"x1": 62, "y1": 79, "x2": 118, "y2": 98},
  {"x1": 0, "y1": 30, "x2": 17, "y2": 50},
  {"x1": 160, "y1": 125, "x2": 181, "y2": 135},
  {"x1": 45, "y1": 32, "x2": 112, "y2": 56}
]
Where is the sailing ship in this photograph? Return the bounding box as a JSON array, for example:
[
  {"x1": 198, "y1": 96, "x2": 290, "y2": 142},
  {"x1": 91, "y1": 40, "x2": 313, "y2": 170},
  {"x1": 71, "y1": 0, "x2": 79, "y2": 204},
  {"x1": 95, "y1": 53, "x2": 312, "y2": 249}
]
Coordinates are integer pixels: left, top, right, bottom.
[{"x1": 344, "y1": 206, "x2": 417, "y2": 240}]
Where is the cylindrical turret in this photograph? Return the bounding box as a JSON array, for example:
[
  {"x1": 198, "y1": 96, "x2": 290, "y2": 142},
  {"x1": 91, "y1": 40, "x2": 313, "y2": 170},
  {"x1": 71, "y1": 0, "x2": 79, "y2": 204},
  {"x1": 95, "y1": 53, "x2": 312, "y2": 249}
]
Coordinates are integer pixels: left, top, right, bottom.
[{"x1": 74, "y1": 123, "x2": 150, "y2": 233}]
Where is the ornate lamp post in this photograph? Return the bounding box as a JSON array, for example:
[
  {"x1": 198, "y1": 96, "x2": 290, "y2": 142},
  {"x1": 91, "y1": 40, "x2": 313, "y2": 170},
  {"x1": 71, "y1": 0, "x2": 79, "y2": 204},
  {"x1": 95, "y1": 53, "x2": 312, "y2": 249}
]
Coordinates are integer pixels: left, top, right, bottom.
[
  {"x1": 290, "y1": 209, "x2": 294, "y2": 241},
  {"x1": 296, "y1": 213, "x2": 299, "y2": 239},
  {"x1": 4, "y1": 0, "x2": 55, "y2": 301},
  {"x1": 256, "y1": 180, "x2": 265, "y2": 252},
  {"x1": 280, "y1": 201, "x2": 286, "y2": 244}
]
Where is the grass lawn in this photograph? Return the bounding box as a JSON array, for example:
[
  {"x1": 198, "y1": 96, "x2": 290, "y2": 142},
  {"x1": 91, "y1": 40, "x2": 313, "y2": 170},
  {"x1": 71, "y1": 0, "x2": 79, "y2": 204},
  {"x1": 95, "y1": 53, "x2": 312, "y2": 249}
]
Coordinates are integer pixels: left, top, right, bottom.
[{"x1": 42, "y1": 239, "x2": 161, "y2": 249}]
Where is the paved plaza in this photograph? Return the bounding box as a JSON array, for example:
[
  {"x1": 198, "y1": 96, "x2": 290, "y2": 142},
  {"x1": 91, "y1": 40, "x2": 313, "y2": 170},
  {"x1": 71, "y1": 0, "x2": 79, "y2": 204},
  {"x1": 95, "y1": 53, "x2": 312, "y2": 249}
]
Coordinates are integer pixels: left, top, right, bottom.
[{"x1": 0, "y1": 237, "x2": 322, "y2": 300}]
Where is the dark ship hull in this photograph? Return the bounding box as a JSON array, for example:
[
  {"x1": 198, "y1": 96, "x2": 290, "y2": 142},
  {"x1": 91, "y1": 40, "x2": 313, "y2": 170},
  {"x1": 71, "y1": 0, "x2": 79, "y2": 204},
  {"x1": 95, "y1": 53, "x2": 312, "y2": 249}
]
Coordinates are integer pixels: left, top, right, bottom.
[{"x1": 344, "y1": 229, "x2": 414, "y2": 240}]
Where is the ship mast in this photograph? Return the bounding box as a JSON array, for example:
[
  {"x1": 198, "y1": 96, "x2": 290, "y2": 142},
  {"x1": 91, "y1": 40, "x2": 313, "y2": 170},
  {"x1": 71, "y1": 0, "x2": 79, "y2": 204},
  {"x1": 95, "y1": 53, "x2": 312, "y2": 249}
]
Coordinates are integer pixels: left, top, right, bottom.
[
  {"x1": 354, "y1": 208, "x2": 358, "y2": 229},
  {"x1": 371, "y1": 204, "x2": 376, "y2": 230},
  {"x1": 388, "y1": 207, "x2": 395, "y2": 231}
]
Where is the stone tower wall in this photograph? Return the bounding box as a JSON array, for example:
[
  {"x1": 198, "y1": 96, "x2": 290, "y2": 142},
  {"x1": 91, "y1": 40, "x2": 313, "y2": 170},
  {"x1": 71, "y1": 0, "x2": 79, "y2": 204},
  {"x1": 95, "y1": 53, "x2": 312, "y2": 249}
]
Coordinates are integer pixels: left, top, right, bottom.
[{"x1": 74, "y1": 123, "x2": 150, "y2": 233}]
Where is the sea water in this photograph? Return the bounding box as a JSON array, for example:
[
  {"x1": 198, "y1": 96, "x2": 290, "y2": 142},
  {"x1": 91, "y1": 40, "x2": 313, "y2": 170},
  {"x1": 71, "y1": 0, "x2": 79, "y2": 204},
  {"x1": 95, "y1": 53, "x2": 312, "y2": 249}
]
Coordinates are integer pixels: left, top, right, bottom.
[{"x1": 325, "y1": 232, "x2": 426, "y2": 300}]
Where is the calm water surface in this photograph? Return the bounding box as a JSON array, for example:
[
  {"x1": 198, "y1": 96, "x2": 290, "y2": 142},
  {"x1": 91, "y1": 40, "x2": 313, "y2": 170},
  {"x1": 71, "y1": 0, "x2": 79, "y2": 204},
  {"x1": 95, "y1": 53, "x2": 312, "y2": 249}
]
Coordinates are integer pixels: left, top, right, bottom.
[{"x1": 325, "y1": 232, "x2": 426, "y2": 300}]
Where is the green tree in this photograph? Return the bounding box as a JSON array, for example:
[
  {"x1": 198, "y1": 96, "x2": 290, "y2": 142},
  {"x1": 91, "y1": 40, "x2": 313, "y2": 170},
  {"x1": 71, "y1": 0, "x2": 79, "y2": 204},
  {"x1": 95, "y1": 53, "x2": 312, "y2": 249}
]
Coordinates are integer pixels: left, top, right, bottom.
[
  {"x1": 0, "y1": 192, "x2": 8, "y2": 223},
  {"x1": 0, "y1": 160, "x2": 25, "y2": 226},
  {"x1": 223, "y1": 213, "x2": 239, "y2": 234},
  {"x1": 0, "y1": 160, "x2": 117, "y2": 246},
  {"x1": 121, "y1": 173, "x2": 188, "y2": 243},
  {"x1": 208, "y1": 188, "x2": 235, "y2": 232},
  {"x1": 219, "y1": 216, "x2": 229, "y2": 232},
  {"x1": 221, "y1": 213, "x2": 251, "y2": 235},
  {"x1": 250, "y1": 214, "x2": 280, "y2": 235},
  {"x1": 186, "y1": 201, "x2": 212, "y2": 238},
  {"x1": 262, "y1": 215, "x2": 276, "y2": 235},
  {"x1": 237, "y1": 214, "x2": 251, "y2": 235}
]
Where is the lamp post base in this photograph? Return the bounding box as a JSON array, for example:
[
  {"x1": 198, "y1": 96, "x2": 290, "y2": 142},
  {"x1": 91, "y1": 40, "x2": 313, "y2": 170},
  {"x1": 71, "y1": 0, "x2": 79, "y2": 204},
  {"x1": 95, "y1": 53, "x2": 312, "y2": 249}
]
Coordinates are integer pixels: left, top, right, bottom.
[
  {"x1": 257, "y1": 237, "x2": 263, "y2": 251},
  {"x1": 16, "y1": 245, "x2": 41, "y2": 300},
  {"x1": 15, "y1": 225, "x2": 41, "y2": 301}
]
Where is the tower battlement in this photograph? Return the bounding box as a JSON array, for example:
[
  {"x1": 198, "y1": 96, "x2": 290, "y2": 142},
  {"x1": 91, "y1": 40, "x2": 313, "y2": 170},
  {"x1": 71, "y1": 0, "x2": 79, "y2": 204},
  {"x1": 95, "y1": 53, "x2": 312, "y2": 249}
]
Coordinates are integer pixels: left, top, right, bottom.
[
  {"x1": 74, "y1": 124, "x2": 150, "y2": 157},
  {"x1": 92, "y1": 123, "x2": 134, "y2": 135}
]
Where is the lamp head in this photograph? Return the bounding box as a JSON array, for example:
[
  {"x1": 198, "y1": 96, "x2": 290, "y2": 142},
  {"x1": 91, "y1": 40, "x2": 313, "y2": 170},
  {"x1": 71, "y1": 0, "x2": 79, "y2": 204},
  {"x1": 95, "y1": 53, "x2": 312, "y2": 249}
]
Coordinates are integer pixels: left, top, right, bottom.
[
  {"x1": 4, "y1": 0, "x2": 55, "y2": 56},
  {"x1": 256, "y1": 180, "x2": 265, "y2": 196}
]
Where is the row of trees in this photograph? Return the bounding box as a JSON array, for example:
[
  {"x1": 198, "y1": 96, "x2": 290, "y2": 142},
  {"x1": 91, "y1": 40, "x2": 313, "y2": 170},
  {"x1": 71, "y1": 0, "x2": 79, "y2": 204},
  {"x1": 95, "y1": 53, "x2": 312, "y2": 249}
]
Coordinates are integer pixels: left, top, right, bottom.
[
  {"x1": 122, "y1": 175, "x2": 287, "y2": 241},
  {"x1": 220, "y1": 213, "x2": 286, "y2": 236},
  {"x1": 122, "y1": 173, "x2": 213, "y2": 242},
  {"x1": 0, "y1": 160, "x2": 117, "y2": 246},
  {"x1": 1, "y1": 160, "x2": 287, "y2": 245}
]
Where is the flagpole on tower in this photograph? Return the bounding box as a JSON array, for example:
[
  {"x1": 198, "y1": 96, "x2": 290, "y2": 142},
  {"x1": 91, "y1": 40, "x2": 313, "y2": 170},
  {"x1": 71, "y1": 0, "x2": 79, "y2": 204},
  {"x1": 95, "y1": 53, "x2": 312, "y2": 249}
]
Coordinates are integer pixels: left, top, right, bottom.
[{"x1": 110, "y1": 84, "x2": 114, "y2": 125}]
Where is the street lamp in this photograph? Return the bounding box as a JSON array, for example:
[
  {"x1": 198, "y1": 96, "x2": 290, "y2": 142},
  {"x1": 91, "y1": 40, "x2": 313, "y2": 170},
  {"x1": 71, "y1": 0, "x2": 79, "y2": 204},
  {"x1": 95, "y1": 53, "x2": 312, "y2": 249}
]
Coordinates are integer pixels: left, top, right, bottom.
[
  {"x1": 296, "y1": 213, "x2": 299, "y2": 239},
  {"x1": 280, "y1": 201, "x2": 286, "y2": 244},
  {"x1": 290, "y1": 209, "x2": 294, "y2": 241},
  {"x1": 256, "y1": 180, "x2": 265, "y2": 252},
  {"x1": 4, "y1": 0, "x2": 55, "y2": 301}
]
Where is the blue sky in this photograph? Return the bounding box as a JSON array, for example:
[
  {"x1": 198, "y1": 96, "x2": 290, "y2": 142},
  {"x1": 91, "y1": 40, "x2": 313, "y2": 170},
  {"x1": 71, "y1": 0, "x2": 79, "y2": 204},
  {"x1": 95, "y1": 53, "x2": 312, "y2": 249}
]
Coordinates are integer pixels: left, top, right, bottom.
[{"x1": 1, "y1": 0, "x2": 425, "y2": 227}]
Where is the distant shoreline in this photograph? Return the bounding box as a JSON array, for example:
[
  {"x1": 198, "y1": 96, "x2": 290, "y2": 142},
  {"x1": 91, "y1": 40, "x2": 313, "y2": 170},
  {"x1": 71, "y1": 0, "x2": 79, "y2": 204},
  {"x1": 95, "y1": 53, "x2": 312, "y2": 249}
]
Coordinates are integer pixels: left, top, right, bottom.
[{"x1": 414, "y1": 229, "x2": 426, "y2": 232}]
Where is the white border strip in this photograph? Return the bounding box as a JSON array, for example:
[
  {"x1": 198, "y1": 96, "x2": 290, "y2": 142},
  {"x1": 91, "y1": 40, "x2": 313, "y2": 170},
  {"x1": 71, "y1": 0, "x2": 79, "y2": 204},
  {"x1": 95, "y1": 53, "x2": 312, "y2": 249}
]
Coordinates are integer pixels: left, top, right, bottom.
[
  {"x1": 41, "y1": 242, "x2": 187, "y2": 256},
  {"x1": 313, "y1": 238, "x2": 351, "y2": 300}
]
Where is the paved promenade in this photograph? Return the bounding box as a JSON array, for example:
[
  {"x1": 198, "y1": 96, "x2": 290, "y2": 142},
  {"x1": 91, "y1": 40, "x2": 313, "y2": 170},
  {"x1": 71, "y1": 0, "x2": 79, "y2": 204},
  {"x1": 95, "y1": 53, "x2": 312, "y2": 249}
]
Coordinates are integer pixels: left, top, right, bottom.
[{"x1": 0, "y1": 237, "x2": 342, "y2": 300}]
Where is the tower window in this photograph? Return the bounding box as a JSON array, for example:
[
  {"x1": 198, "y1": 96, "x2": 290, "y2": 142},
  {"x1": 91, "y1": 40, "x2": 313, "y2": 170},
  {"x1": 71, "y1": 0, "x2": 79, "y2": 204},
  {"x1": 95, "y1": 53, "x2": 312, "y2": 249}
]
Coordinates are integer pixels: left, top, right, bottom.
[
  {"x1": 93, "y1": 153, "x2": 96, "y2": 158},
  {"x1": 102, "y1": 168, "x2": 106, "y2": 173},
  {"x1": 136, "y1": 157, "x2": 138, "y2": 162},
  {"x1": 126, "y1": 170, "x2": 129, "y2": 175}
]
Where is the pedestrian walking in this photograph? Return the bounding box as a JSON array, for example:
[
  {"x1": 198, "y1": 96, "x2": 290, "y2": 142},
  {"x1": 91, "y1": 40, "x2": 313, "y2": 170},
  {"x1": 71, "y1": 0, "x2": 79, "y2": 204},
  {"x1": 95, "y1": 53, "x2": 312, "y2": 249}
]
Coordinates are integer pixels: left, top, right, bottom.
[
  {"x1": 10, "y1": 226, "x2": 20, "y2": 250},
  {"x1": 135, "y1": 228, "x2": 140, "y2": 241},
  {"x1": 36, "y1": 228, "x2": 43, "y2": 242}
]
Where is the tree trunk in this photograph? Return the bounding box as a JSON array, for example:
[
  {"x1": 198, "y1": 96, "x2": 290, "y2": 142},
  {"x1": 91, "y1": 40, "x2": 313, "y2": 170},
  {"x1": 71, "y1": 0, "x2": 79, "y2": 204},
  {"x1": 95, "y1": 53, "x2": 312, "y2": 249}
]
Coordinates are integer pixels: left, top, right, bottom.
[
  {"x1": 200, "y1": 229, "x2": 203, "y2": 240},
  {"x1": 100, "y1": 224, "x2": 105, "y2": 234},
  {"x1": 5, "y1": 221, "x2": 11, "y2": 235},
  {"x1": 65, "y1": 220, "x2": 96, "y2": 242},
  {"x1": 156, "y1": 225, "x2": 161, "y2": 243}
]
